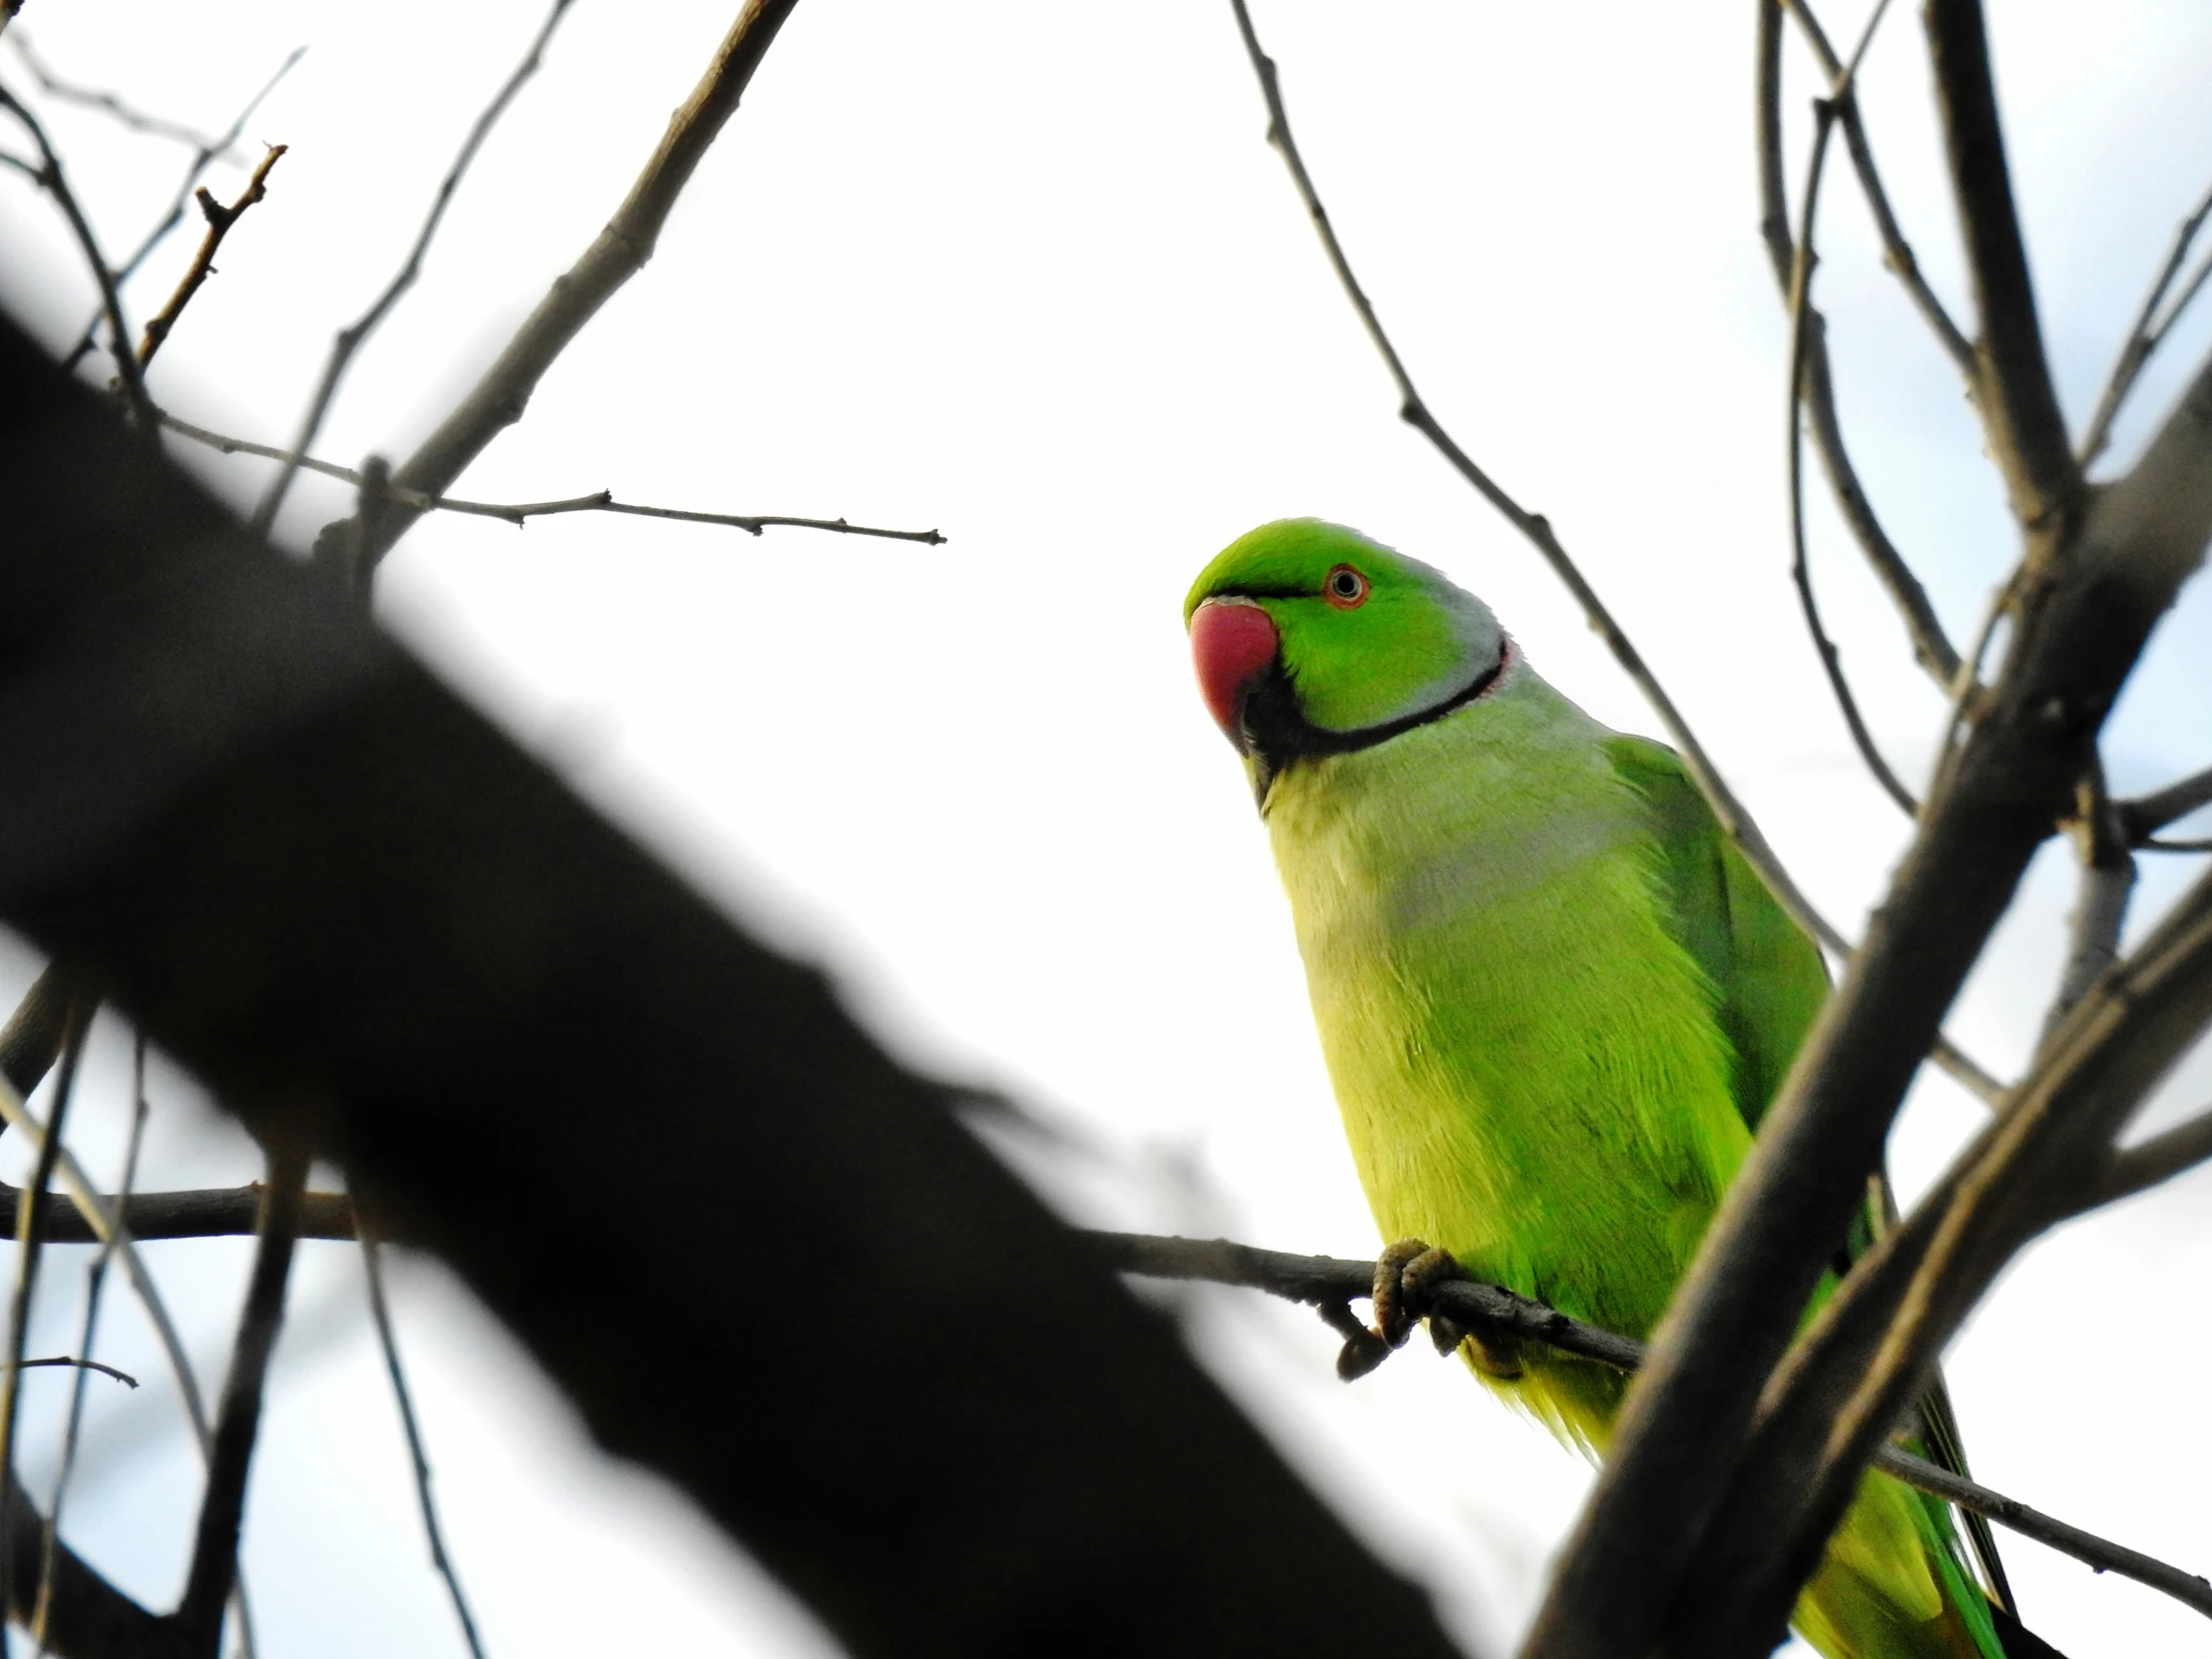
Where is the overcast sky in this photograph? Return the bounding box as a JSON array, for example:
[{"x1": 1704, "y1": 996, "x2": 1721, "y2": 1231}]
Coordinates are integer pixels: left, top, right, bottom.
[{"x1": 4, "y1": 3, "x2": 2212, "y2": 1656}]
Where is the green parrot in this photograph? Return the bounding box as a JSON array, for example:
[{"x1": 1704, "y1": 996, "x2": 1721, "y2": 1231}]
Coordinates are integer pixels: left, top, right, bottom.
[{"x1": 1183, "y1": 519, "x2": 2056, "y2": 1659}]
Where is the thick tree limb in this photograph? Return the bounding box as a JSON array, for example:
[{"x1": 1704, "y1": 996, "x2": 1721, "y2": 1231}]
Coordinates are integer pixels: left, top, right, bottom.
[
  {"x1": 1524, "y1": 305, "x2": 2212, "y2": 1659},
  {"x1": 0, "y1": 306, "x2": 1471, "y2": 1659},
  {"x1": 315, "y1": 0, "x2": 804, "y2": 582},
  {"x1": 1664, "y1": 862, "x2": 2212, "y2": 1654}
]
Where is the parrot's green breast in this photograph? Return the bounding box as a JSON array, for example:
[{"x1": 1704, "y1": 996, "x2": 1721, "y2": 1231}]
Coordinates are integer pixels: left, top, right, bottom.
[{"x1": 1264, "y1": 664, "x2": 1751, "y2": 1445}]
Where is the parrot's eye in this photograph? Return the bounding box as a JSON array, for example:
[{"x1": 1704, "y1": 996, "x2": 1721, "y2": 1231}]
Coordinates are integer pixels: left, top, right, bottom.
[{"x1": 1325, "y1": 565, "x2": 1370, "y2": 609}]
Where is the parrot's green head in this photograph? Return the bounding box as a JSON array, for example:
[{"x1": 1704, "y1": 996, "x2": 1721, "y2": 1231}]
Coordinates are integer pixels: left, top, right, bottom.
[{"x1": 1184, "y1": 519, "x2": 1510, "y2": 801}]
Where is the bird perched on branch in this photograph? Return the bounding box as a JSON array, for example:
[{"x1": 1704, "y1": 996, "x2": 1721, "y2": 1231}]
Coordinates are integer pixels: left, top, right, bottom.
[{"x1": 1183, "y1": 518, "x2": 2058, "y2": 1659}]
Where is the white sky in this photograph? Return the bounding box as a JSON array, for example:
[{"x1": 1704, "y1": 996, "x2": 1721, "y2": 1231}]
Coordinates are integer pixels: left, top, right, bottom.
[{"x1": 3, "y1": 2, "x2": 2211, "y2": 1656}]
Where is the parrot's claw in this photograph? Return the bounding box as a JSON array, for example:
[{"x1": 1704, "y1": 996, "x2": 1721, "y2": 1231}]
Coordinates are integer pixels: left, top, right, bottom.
[
  {"x1": 1318, "y1": 1299, "x2": 1393, "y2": 1381},
  {"x1": 1366, "y1": 1238, "x2": 1526, "y2": 1380}
]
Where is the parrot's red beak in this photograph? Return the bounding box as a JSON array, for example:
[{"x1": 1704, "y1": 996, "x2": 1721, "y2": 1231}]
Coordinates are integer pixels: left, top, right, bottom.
[{"x1": 1190, "y1": 598, "x2": 1280, "y2": 748}]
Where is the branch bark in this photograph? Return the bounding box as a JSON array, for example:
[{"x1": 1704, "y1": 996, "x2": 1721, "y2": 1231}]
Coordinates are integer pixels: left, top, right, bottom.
[{"x1": 315, "y1": 0, "x2": 804, "y2": 582}]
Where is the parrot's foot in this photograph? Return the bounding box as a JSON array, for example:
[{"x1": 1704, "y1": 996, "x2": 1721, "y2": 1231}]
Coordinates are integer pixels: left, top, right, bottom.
[{"x1": 1331, "y1": 1237, "x2": 1523, "y2": 1382}]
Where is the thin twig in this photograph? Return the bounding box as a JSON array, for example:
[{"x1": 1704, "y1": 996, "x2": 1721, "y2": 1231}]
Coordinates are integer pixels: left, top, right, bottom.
[
  {"x1": 1758, "y1": 1, "x2": 1963, "y2": 688},
  {"x1": 161, "y1": 413, "x2": 944, "y2": 546},
  {"x1": 1779, "y1": 0, "x2": 1976, "y2": 378},
  {"x1": 0, "y1": 1006, "x2": 87, "y2": 1653},
  {"x1": 62, "y1": 46, "x2": 305, "y2": 370},
  {"x1": 5, "y1": 32, "x2": 234, "y2": 152},
  {"x1": 1925, "y1": 0, "x2": 2078, "y2": 531},
  {"x1": 2118, "y1": 764, "x2": 2212, "y2": 841},
  {"x1": 34, "y1": 1033, "x2": 151, "y2": 1658},
  {"x1": 363, "y1": 1236, "x2": 488, "y2": 1659},
  {"x1": 1785, "y1": 95, "x2": 1919, "y2": 816},
  {"x1": 137, "y1": 144, "x2": 286, "y2": 368},
  {"x1": 2080, "y1": 174, "x2": 2212, "y2": 470},
  {"x1": 1088, "y1": 1230, "x2": 2212, "y2": 1618},
  {"x1": 1224, "y1": 0, "x2": 1835, "y2": 954},
  {"x1": 251, "y1": 0, "x2": 577, "y2": 539},
  {"x1": 177, "y1": 1146, "x2": 308, "y2": 1657},
  {"x1": 323, "y1": 0, "x2": 806, "y2": 579},
  {"x1": 0, "y1": 86, "x2": 156, "y2": 428}
]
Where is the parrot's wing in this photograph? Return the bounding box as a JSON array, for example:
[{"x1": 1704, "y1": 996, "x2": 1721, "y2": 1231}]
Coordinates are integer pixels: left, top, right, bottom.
[
  {"x1": 1606, "y1": 734, "x2": 2017, "y2": 1613},
  {"x1": 1601, "y1": 735, "x2": 1828, "y2": 1131}
]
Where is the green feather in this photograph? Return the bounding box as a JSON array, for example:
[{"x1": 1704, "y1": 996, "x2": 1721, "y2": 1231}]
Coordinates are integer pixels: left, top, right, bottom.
[{"x1": 1188, "y1": 521, "x2": 2012, "y2": 1659}]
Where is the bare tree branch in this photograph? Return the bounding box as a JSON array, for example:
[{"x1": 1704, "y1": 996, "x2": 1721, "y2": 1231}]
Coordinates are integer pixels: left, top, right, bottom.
[
  {"x1": 2118, "y1": 763, "x2": 2212, "y2": 841},
  {"x1": 0, "y1": 87, "x2": 155, "y2": 427},
  {"x1": 1526, "y1": 302, "x2": 2212, "y2": 1659},
  {"x1": 61, "y1": 46, "x2": 304, "y2": 371},
  {"x1": 35, "y1": 1035, "x2": 152, "y2": 1653},
  {"x1": 1925, "y1": 0, "x2": 2078, "y2": 530},
  {"x1": 137, "y1": 144, "x2": 285, "y2": 369},
  {"x1": 1664, "y1": 861, "x2": 2212, "y2": 1655},
  {"x1": 251, "y1": 0, "x2": 578, "y2": 540},
  {"x1": 1225, "y1": 0, "x2": 1840, "y2": 964},
  {"x1": 1091, "y1": 1231, "x2": 2212, "y2": 1619},
  {"x1": 0, "y1": 1005, "x2": 86, "y2": 1645},
  {"x1": 2042, "y1": 766, "x2": 2135, "y2": 1042},
  {"x1": 1779, "y1": 2, "x2": 1977, "y2": 378},
  {"x1": 4, "y1": 32, "x2": 234, "y2": 153},
  {"x1": 1784, "y1": 95, "x2": 1920, "y2": 816},
  {"x1": 2086, "y1": 1104, "x2": 2212, "y2": 1210},
  {"x1": 2081, "y1": 173, "x2": 2212, "y2": 470},
  {"x1": 316, "y1": 0, "x2": 806, "y2": 583},
  {"x1": 176, "y1": 1147, "x2": 306, "y2": 1657},
  {"x1": 161, "y1": 412, "x2": 943, "y2": 546},
  {"x1": 362, "y1": 1236, "x2": 487, "y2": 1659},
  {"x1": 1758, "y1": 1, "x2": 1963, "y2": 689}
]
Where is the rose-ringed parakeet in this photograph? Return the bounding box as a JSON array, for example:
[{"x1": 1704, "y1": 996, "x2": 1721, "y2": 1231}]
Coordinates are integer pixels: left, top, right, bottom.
[{"x1": 1184, "y1": 519, "x2": 2057, "y2": 1659}]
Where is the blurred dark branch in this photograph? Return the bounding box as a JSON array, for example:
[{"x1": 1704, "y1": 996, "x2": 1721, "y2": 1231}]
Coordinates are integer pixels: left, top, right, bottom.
[
  {"x1": 162, "y1": 413, "x2": 943, "y2": 546},
  {"x1": 1925, "y1": 0, "x2": 2077, "y2": 530},
  {"x1": 4, "y1": 1471, "x2": 186, "y2": 1659},
  {"x1": 362, "y1": 1237, "x2": 487, "y2": 1659},
  {"x1": 252, "y1": 0, "x2": 577, "y2": 538},
  {"x1": 0, "y1": 967, "x2": 80, "y2": 1101},
  {"x1": 1093, "y1": 1230, "x2": 2212, "y2": 1615},
  {"x1": 1667, "y1": 862, "x2": 2212, "y2": 1653},
  {"x1": 316, "y1": 0, "x2": 804, "y2": 584},
  {"x1": 137, "y1": 144, "x2": 285, "y2": 368},
  {"x1": 1758, "y1": 1, "x2": 1962, "y2": 688},
  {"x1": 176, "y1": 1149, "x2": 307, "y2": 1657},
  {"x1": 0, "y1": 86, "x2": 154, "y2": 427},
  {"x1": 5, "y1": 32, "x2": 233, "y2": 152},
  {"x1": 2119, "y1": 764, "x2": 2212, "y2": 841},
  {"x1": 1526, "y1": 267, "x2": 2212, "y2": 1659},
  {"x1": 1779, "y1": 1, "x2": 1975, "y2": 378},
  {"x1": 2081, "y1": 175, "x2": 2212, "y2": 470},
  {"x1": 1227, "y1": 0, "x2": 1837, "y2": 964},
  {"x1": 62, "y1": 46, "x2": 304, "y2": 370},
  {"x1": 1783, "y1": 95, "x2": 1919, "y2": 816},
  {"x1": 0, "y1": 304, "x2": 1471, "y2": 1659}
]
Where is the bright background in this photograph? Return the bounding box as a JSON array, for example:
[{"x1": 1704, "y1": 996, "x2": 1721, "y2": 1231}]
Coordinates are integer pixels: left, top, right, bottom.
[{"x1": 3, "y1": 3, "x2": 2210, "y2": 1655}]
